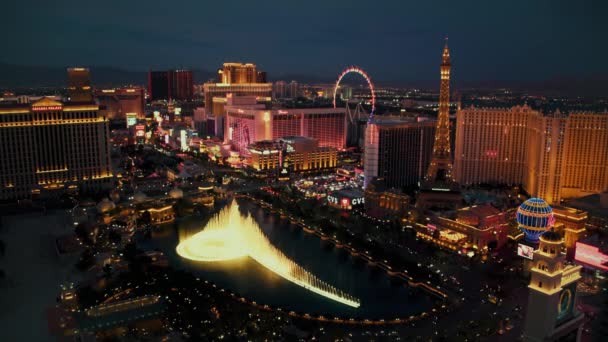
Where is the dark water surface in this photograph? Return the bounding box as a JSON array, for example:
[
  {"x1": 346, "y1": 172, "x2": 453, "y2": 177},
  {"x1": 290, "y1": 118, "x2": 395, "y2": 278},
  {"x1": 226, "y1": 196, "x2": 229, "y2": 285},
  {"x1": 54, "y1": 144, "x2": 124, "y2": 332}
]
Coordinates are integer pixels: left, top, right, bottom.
[{"x1": 139, "y1": 199, "x2": 436, "y2": 319}]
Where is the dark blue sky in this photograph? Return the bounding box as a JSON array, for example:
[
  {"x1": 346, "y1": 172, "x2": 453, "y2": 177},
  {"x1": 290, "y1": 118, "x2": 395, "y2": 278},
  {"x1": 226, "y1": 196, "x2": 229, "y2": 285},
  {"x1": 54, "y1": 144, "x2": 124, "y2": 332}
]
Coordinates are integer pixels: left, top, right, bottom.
[{"x1": 3, "y1": 0, "x2": 607, "y2": 82}]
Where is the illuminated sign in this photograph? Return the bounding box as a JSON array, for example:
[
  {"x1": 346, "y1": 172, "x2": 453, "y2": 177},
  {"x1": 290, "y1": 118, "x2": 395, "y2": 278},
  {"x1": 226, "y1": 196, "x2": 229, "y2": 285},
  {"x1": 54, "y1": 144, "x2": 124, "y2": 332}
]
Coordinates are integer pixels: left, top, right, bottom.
[
  {"x1": 175, "y1": 107, "x2": 182, "y2": 115},
  {"x1": 135, "y1": 124, "x2": 145, "y2": 138},
  {"x1": 180, "y1": 130, "x2": 188, "y2": 151},
  {"x1": 485, "y1": 150, "x2": 498, "y2": 158},
  {"x1": 32, "y1": 106, "x2": 62, "y2": 111},
  {"x1": 575, "y1": 242, "x2": 608, "y2": 271},
  {"x1": 327, "y1": 195, "x2": 363, "y2": 208},
  {"x1": 351, "y1": 197, "x2": 364, "y2": 206},
  {"x1": 126, "y1": 113, "x2": 137, "y2": 127},
  {"x1": 517, "y1": 243, "x2": 534, "y2": 260}
]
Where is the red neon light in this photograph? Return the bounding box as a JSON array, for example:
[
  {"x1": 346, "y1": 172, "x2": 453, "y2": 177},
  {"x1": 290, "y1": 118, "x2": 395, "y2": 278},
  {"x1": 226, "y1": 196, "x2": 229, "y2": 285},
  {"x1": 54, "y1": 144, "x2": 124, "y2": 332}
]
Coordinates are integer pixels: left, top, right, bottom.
[
  {"x1": 575, "y1": 242, "x2": 608, "y2": 271},
  {"x1": 485, "y1": 150, "x2": 498, "y2": 158},
  {"x1": 342, "y1": 198, "x2": 349, "y2": 206}
]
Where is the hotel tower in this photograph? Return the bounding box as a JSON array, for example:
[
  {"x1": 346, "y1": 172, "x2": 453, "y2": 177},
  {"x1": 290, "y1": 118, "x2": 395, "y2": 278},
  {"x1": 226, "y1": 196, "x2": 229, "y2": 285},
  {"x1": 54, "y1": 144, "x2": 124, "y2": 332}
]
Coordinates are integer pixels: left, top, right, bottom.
[{"x1": 0, "y1": 72, "x2": 113, "y2": 199}]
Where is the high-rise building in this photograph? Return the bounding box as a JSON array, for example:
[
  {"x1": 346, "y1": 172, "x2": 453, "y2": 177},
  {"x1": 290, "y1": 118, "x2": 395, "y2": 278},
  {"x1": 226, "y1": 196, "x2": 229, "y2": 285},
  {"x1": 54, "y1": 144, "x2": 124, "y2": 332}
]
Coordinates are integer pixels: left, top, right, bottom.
[
  {"x1": 67, "y1": 67, "x2": 93, "y2": 102},
  {"x1": 523, "y1": 230, "x2": 584, "y2": 341},
  {"x1": 148, "y1": 71, "x2": 170, "y2": 101},
  {"x1": 454, "y1": 105, "x2": 533, "y2": 185},
  {"x1": 204, "y1": 83, "x2": 272, "y2": 117},
  {"x1": 0, "y1": 97, "x2": 113, "y2": 199},
  {"x1": 364, "y1": 117, "x2": 435, "y2": 189},
  {"x1": 96, "y1": 87, "x2": 145, "y2": 121},
  {"x1": 560, "y1": 113, "x2": 608, "y2": 199},
  {"x1": 454, "y1": 106, "x2": 608, "y2": 204},
  {"x1": 170, "y1": 70, "x2": 194, "y2": 101},
  {"x1": 524, "y1": 112, "x2": 568, "y2": 204},
  {"x1": 225, "y1": 104, "x2": 346, "y2": 153},
  {"x1": 417, "y1": 39, "x2": 461, "y2": 208},
  {"x1": 256, "y1": 71, "x2": 267, "y2": 83},
  {"x1": 218, "y1": 63, "x2": 259, "y2": 84},
  {"x1": 274, "y1": 81, "x2": 287, "y2": 99},
  {"x1": 204, "y1": 65, "x2": 272, "y2": 137},
  {"x1": 289, "y1": 80, "x2": 299, "y2": 98},
  {"x1": 148, "y1": 70, "x2": 194, "y2": 101},
  {"x1": 204, "y1": 63, "x2": 271, "y2": 129}
]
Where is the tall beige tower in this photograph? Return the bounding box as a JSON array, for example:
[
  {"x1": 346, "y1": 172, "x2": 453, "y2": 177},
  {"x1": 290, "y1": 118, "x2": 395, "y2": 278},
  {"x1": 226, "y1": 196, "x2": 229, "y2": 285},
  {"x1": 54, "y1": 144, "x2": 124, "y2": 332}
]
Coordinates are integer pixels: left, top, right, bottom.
[
  {"x1": 418, "y1": 38, "x2": 461, "y2": 209},
  {"x1": 523, "y1": 230, "x2": 584, "y2": 341},
  {"x1": 425, "y1": 38, "x2": 454, "y2": 187}
]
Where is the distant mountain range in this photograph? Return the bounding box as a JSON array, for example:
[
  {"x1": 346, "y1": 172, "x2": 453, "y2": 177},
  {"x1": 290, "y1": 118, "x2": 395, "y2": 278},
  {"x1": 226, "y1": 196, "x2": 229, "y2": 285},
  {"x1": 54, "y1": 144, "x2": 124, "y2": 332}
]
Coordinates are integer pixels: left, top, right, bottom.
[{"x1": 0, "y1": 62, "x2": 606, "y2": 97}]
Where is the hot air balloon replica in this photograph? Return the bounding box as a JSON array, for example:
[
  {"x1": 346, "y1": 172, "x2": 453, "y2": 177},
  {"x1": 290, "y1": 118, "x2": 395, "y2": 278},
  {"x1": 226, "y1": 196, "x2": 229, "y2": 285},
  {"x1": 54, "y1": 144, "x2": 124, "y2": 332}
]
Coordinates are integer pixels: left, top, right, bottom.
[{"x1": 516, "y1": 198, "x2": 555, "y2": 244}]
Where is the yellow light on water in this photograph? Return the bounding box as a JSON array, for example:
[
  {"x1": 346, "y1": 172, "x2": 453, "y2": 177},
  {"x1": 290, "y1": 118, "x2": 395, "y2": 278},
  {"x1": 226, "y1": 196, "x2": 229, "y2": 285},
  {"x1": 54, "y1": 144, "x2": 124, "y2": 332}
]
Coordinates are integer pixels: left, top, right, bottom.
[{"x1": 176, "y1": 200, "x2": 360, "y2": 308}]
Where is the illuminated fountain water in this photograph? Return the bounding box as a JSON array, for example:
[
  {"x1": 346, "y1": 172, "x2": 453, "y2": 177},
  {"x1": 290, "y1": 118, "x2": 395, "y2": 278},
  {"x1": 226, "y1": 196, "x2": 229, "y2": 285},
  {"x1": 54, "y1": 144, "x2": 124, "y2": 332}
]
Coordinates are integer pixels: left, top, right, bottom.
[{"x1": 177, "y1": 200, "x2": 360, "y2": 308}]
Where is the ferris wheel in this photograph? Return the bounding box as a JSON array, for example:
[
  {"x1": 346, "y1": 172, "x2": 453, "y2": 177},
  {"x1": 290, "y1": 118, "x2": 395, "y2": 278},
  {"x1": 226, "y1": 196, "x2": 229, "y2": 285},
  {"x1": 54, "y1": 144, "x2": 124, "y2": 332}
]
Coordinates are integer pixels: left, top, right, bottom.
[{"x1": 333, "y1": 66, "x2": 376, "y2": 123}]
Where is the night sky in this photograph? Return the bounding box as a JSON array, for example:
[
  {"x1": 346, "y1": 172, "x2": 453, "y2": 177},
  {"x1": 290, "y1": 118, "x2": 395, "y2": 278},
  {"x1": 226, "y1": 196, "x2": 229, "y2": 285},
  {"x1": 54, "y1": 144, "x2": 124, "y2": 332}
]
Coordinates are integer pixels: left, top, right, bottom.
[{"x1": 3, "y1": 0, "x2": 607, "y2": 82}]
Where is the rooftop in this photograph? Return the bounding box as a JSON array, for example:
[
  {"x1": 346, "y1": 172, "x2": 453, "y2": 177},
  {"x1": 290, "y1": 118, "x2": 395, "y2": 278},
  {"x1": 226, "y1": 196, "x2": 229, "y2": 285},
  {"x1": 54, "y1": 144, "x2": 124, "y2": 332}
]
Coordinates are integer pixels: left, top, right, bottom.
[
  {"x1": 333, "y1": 188, "x2": 365, "y2": 199},
  {"x1": 458, "y1": 204, "x2": 501, "y2": 218}
]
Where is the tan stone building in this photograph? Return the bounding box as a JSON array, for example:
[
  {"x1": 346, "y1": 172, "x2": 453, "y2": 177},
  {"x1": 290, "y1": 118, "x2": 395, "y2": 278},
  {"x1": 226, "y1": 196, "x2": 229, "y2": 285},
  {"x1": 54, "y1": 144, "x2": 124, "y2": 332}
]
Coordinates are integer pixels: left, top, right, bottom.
[
  {"x1": 455, "y1": 105, "x2": 608, "y2": 204},
  {"x1": 0, "y1": 97, "x2": 113, "y2": 199}
]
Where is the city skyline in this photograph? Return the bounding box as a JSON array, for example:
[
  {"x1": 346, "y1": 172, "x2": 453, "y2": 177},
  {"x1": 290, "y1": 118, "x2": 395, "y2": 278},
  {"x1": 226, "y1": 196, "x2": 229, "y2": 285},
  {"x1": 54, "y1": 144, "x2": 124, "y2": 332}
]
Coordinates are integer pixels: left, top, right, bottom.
[
  {"x1": 3, "y1": 0, "x2": 607, "y2": 85},
  {"x1": 1, "y1": 2, "x2": 606, "y2": 341}
]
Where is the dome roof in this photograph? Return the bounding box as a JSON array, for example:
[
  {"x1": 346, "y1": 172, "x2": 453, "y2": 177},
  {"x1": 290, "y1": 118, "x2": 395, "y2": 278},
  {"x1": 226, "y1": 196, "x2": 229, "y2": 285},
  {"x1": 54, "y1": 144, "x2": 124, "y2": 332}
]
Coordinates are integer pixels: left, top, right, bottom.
[
  {"x1": 169, "y1": 187, "x2": 184, "y2": 199},
  {"x1": 97, "y1": 198, "x2": 115, "y2": 213},
  {"x1": 541, "y1": 228, "x2": 562, "y2": 242},
  {"x1": 133, "y1": 191, "x2": 147, "y2": 203}
]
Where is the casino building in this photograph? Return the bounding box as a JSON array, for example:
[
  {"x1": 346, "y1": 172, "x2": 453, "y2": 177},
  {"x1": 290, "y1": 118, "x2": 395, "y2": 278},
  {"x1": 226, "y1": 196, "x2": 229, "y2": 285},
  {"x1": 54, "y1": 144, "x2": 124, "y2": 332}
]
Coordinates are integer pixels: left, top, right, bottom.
[
  {"x1": 248, "y1": 136, "x2": 337, "y2": 175},
  {"x1": 203, "y1": 63, "x2": 272, "y2": 136},
  {"x1": 226, "y1": 104, "x2": 346, "y2": 152},
  {"x1": 455, "y1": 106, "x2": 608, "y2": 204},
  {"x1": 0, "y1": 97, "x2": 113, "y2": 199},
  {"x1": 363, "y1": 116, "x2": 435, "y2": 189},
  {"x1": 95, "y1": 87, "x2": 145, "y2": 121}
]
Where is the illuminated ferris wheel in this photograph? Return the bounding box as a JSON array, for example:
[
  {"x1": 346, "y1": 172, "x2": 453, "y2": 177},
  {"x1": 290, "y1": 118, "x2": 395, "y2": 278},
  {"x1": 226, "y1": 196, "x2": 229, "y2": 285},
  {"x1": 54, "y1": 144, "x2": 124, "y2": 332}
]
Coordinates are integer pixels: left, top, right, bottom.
[{"x1": 333, "y1": 66, "x2": 376, "y2": 123}]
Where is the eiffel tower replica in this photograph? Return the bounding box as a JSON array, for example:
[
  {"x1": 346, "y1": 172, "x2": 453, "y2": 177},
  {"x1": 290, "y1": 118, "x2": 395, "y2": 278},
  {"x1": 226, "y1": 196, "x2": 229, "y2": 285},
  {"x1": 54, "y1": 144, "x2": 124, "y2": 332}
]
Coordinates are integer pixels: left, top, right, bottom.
[{"x1": 417, "y1": 38, "x2": 462, "y2": 209}]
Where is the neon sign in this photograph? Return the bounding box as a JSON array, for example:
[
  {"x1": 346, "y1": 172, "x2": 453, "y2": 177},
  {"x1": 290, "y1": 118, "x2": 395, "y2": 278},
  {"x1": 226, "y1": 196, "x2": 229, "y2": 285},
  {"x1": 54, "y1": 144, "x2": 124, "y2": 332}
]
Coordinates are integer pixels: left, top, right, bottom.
[
  {"x1": 32, "y1": 106, "x2": 62, "y2": 111},
  {"x1": 575, "y1": 242, "x2": 608, "y2": 271},
  {"x1": 485, "y1": 150, "x2": 498, "y2": 158},
  {"x1": 351, "y1": 197, "x2": 364, "y2": 206}
]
